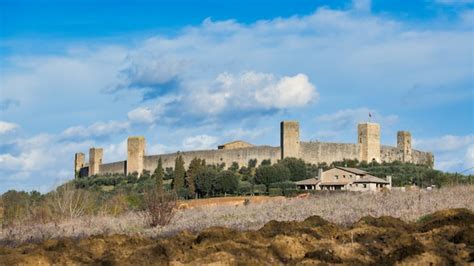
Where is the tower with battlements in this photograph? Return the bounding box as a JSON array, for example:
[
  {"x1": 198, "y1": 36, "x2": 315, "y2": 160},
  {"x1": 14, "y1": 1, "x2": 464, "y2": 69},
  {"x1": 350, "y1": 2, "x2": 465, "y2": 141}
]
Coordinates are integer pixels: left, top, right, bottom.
[
  {"x1": 281, "y1": 121, "x2": 300, "y2": 159},
  {"x1": 358, "y1": 123, "x2": 381, "y2": 162},
  {"x1": 397, "y1": 131, "x2": 412, "y2": 163},
  {"x1": 127, "y1": 136, "x2": 145, "y2": 175},
  {"x1": 89, "y1": 147, "x2": 103, "y2": 175}
]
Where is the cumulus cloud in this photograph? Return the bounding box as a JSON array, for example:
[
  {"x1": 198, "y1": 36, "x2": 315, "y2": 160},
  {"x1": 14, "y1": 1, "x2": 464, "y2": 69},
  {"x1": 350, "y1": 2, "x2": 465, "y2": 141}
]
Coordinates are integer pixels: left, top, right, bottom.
[
  {"x1": 1, "y1": 3, "x2": 473, "y2": 192},
  {"x1": 127, "y1": 107, "x2": 154, "y2": 124},
  {"x1": 182, "y1": 135, "x2": 218, "y2": 150},
  {"x1": 187, "y1": 72, "x2": 317, "y2": 115},
  {"x1": 61, "y1": 120, "x2": 130, "y2": 139},
  {"x1": 0, "y1": 121, "x2": 19, "y2": 134}
]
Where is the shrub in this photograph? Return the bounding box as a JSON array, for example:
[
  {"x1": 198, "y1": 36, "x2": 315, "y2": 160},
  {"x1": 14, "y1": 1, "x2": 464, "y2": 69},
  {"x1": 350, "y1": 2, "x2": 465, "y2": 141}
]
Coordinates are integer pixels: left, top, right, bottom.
[
  {"x1": 49, "y1": 184, "x2": 94, "y2": 219},
  {"x1": 238, "y1": 181, "x2": 253, "y2": 195},
  {"x1": 268, "y1": 188, "x2": 283, "y2": 196},
  {"x1": 252, "y1": 184, "x2": 267, "y2": 195},
  {"x1": 143, "y1": 189, "x2": 177, "y2": 227},
  {"x1": 283, "y1": 189, "x2": 300, "y2": 197}
]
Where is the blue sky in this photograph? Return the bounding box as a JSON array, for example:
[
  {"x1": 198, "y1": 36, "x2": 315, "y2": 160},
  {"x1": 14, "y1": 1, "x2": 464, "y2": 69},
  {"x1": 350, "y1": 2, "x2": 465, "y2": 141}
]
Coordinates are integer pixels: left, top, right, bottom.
[{"x1": 0, "y1": 0, "x2": 473, "y2": 193}]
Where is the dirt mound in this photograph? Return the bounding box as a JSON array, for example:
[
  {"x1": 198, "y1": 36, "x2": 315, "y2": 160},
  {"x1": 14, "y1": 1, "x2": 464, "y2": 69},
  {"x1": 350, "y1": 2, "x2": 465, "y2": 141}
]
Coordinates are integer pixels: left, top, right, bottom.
[{"x1": 1, "y1": 208, "x2": 473, "y2": 265}]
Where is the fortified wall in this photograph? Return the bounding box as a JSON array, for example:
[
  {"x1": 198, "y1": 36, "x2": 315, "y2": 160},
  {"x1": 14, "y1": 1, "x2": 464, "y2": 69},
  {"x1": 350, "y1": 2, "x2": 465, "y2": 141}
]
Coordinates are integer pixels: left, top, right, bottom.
[{"x1": 75, "y1": 121, "x2": 434, "y2": 177}]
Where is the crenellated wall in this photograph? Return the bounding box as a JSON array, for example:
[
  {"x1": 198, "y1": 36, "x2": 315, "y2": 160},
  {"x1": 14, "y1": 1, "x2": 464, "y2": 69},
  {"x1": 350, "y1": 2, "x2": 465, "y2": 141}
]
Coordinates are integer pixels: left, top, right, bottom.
[
  {"x1": 76, "y1": 120, "x2": 434, "y2": 178},
  {"x1": 143, "y1": 146, "x2": 281, "y2": 172},
  {"x1": 299, "y1": 142, "x2": 359, "y2": 165},
  {"x1": 99, "y1": 161, "x2": 127, "y2": 175}
]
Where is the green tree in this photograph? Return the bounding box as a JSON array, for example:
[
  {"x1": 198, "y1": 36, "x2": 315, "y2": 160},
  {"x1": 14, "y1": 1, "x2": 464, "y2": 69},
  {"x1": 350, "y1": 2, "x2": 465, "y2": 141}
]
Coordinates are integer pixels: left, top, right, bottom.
[
  {"x1": 260, "y1": 159, "x2": 272, "y2": 166},
  {"x1": 215, "y1": 170, "x2": 239, "y2": 194},
  {"x1": 255, "y1": 164, "x2": 290, "y2": 188},
  {"x1": 195, "y1": 167, "x2": 218, "y2": 197},
  {"x1": 186, "y1": 158, "x2": 203, "y2": 198},
  {"x1": 152, "y1": 157, "x2": 164, "y2": 194},
  {"x1": 229, "y1": 162, "x2": 239, "y2": 173},
  {"x1": 173, "y1": 155, "x2": 185, "y2": 192},
  {"x1": 248, "y1": 159, "x2": 258, "y2": 168},
  {"x1": 278, "y1": 157, "x2": 307, "y2": 181}
]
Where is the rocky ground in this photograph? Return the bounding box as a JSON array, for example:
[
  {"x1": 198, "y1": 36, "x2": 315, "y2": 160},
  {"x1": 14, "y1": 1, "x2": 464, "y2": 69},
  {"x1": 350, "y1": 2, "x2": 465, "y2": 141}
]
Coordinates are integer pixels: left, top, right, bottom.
[{"x1": 1, "y1": 208, "x2": 472, "y2": 265}]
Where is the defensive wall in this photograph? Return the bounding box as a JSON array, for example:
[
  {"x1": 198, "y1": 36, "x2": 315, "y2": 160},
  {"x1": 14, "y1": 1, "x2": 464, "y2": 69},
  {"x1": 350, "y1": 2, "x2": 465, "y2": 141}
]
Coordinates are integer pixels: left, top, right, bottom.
[{"x1": 75, "y1": 121, "x2": 434, "y2": 177}]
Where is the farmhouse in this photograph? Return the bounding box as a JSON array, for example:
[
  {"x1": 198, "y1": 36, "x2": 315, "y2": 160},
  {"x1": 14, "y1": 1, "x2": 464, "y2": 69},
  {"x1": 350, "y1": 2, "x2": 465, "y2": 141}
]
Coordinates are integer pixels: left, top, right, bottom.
[{"x1": 295, "y1": 166, "x2": 391, "y2": 192}]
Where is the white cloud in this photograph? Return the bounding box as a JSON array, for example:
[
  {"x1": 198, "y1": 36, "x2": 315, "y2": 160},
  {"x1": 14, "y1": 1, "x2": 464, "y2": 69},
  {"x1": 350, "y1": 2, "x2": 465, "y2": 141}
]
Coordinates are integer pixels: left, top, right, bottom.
[
  {"x1": 127, "y1": 107, "x2": 154, "y2": 124},
  {"x1": 464, "y1": 145, "x2": 474, "y2": 169},
  {"x1": 224, "y1": 127, "x2": 269, "y2": 141},
  {"x1": 0, "y1": 121, "x2": 19, "y2": 134},
  {"x1": 61, "y1": 120, "x2": 130, "y2": 139},
  {"x1": 182, "y1": 135, "x2": 218, "y2": 150},
  {"x1": 186, "y1": 72, "x2": 317, "y2": 115},
  {"x1": 413, "y1": 134, "x2": 474, "y2": 172},
  {"x1": 413, "y1": 134, "x2": 474, "y2": 152},
  {"x1": 103, "y1": 139, "x2": 127, "y2": 162}
]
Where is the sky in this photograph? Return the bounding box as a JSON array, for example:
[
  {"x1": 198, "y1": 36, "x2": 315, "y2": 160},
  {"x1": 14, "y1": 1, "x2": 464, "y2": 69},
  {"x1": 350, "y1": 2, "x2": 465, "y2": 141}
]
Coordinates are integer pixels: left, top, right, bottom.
[{"x1": 0, "y1": 0, "x2": 473, "y2": 193}]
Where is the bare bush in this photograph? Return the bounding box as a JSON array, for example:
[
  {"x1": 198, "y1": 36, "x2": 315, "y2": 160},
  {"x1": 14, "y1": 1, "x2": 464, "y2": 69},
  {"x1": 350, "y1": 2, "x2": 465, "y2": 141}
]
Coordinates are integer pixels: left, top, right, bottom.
[
  {"x1": 1, "y1": 186, "x2": 473, "y2": 246},
  {"x1": 144, "y1": 189, "x2": 177, "y2": 227},
  {"x1": 50, "y1": 184, "x2": 93, "y2": 219}
]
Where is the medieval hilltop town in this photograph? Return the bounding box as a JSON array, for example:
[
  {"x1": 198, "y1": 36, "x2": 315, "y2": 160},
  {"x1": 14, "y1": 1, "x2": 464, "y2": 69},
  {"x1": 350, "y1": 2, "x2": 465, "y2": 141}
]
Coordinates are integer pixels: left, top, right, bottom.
[{"x1": 74, "y1": 121, "x2": 434, "y2": 192}]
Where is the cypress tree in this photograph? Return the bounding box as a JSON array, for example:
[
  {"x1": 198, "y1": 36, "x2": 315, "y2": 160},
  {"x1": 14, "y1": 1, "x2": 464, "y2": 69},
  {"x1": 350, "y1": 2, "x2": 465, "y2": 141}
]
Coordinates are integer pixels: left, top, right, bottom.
[
  {"x1": 152, "y1": 157, "x2": 164, "y2": 194},
  {"x1": 173, "y1": 155, "x2": 185, "y2": 191},
  {"x1": 186, "y1": 158, "x2": 202, "y2": 197}
]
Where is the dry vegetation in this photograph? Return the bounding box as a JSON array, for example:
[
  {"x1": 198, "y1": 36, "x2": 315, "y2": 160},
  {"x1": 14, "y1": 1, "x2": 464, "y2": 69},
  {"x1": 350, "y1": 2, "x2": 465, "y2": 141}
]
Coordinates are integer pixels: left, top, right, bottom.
[{"x1": 1, "y1": 186, "x2": 473, "y2": 247}]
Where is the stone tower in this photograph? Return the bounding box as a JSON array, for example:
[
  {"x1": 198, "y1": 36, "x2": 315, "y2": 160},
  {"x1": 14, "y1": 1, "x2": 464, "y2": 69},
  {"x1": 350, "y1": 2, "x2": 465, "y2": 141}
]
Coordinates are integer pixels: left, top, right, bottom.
[
  {"x1": 280, "y1": 121, "x2": 300, "y2": 159},
  {"x1": 397, "y1": 131, "x2": 412, "y2": 162},
  {"x1": 127, "y1": 136, "x2": 146, "y2": 176},
  {"x1": 74, "y1": 152, "x2": 85, "y2": 178},
  {"x1": 89, "y1": 147, "x2": 103, "y2": 176},
  {"x1": 358, "y1": 123, "x2": 380, "y2": 162}
]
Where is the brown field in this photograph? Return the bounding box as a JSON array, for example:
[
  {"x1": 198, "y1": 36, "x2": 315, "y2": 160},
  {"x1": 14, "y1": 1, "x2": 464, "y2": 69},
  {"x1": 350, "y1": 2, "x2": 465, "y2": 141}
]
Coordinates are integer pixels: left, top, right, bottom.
[
  {"x1": 1, "y1": 186, "x2": 473, "y2": 264},
  {"x1": 177, "y1": 195, "x2": 285, "y2": 209},
  {"x1": 1, "y1": 208, "x2": 473, "y2": 264}
]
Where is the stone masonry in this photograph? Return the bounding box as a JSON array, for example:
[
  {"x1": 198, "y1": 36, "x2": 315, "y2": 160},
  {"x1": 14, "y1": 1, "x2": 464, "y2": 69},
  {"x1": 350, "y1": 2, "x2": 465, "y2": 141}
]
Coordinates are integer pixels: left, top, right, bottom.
[{"x1": 75, "y1": 120, "x2": 434, "y2": 178}]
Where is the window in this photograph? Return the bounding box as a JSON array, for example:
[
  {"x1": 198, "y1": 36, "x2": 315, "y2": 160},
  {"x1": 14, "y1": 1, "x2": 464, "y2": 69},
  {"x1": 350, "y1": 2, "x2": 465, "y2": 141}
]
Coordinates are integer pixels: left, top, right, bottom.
[
  {"x1": 343, "y1": 175, "x2": 346, "y2": 178},
  {"x1": 363, "y1": 184, "x2": 367, "y2": 188},
  {"x1": 335, "y1": 175, "x2": 338, "y2": 179}
]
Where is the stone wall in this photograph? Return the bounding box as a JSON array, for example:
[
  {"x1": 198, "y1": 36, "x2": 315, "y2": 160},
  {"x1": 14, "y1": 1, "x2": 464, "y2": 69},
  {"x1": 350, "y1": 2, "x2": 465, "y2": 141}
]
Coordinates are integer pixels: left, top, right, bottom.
[
  {"x1": 381, "y1": 145, "x2": 433, "y2": 166},
  {"x1": 299, "y1": 142, "x2": 359, "y2": 165},
  {"x1": 99, "y1": 161, "x2": 127, "y2": 175},
  {"x1": 144, "y1": 146, "x2": 281, "y2": 171},
  {"x1": 412, "y1": 149, "x2": 434, "y2": 166}
]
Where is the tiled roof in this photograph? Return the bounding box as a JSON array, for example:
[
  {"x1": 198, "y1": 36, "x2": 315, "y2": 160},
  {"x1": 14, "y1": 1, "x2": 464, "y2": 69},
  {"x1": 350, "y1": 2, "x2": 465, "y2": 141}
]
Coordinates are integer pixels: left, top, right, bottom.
[
  {"x1": 335, "y1": 167, "x2": 367, "y2": 175},
  {"x1": 354, "y1": 175, "x2": 389, "y2": 184},
  {"x1": 319, "y1": 180, "x2": 351, "y2": 186},
  {"x1": 219, "y1": 140, "x2": 253, "y2": 146},
  {"x1": 295, "y1": 178, "x2": 320, "y2": 185}
]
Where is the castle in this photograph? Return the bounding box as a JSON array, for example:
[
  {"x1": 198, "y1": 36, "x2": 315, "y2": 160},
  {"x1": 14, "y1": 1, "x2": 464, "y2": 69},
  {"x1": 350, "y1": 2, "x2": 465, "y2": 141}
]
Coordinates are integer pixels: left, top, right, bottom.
[{"x1": 74, "y1": 121, "x2": 434, "y2": 178}]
